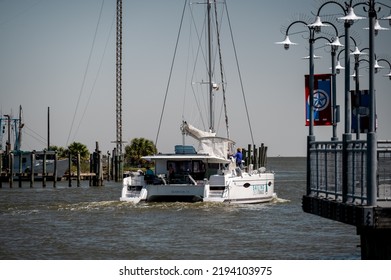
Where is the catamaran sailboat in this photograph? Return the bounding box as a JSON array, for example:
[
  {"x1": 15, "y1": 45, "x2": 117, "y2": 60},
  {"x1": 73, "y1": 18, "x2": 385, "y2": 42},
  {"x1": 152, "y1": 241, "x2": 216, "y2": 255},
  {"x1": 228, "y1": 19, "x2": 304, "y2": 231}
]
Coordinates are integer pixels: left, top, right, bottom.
[{"x1": 120, "y1": 0, "x2": 275, "y2": 204}]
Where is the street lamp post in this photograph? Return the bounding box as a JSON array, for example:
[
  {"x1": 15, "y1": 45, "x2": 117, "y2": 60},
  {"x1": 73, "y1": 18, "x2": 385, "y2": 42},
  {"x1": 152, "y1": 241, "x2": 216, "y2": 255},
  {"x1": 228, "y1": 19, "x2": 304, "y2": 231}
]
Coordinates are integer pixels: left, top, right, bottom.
[
  {"x1": 316, "y1": 33, "x2": 344, "y2": 140},
  {"x1": 351, "y1": 47, "x2": 368, "y2": 139},
  {"x1": 275, "y1": 17, "x2": 330, "y2": 136},
  {"x1": 351, "y1": 51, "x2": 386, "y2": 140},
  {"x1": 327, "y1": 35, "x2": 344, "y2": 140},
  {"x1": 314, "y1": 0, "x2": 365, "y2": 203},
  {"x1": 315, "y1": 1, "x2": 365, "y2": 135},
  {"x1": 275, "y1": 16, "x2": 330, "y2": 196},
  {"x1": 367, "y1": 0, "x2": 377, "y2": 206}
]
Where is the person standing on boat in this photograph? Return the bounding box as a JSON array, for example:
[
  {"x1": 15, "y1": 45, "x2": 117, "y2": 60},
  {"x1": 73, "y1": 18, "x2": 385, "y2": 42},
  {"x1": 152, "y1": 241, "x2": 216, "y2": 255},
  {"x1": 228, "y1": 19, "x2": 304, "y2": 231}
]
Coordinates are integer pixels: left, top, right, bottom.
[
  {"x1": 145, "y1": 166, "x2": 155, "y2": 184},
  {"x1": 168, "y1": 164, "x2": 175, "y2": 182},
  {"x1": 146, "y1": 166, "x2": 154, "y2": 175},
  {"x1": 233, "y1": 148, "x2": 243, "y2": 169}
]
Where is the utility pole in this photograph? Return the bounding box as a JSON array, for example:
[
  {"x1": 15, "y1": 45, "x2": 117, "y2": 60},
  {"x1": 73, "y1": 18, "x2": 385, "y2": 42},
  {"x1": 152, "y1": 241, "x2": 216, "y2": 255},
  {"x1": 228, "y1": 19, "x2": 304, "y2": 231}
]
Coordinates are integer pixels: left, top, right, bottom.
[
  {"x1": 47, "y1": 107, "x2": 50, "y2": 150},
  {"x1": 115, "y1": 0, "x2": 123, "y2": 181}
]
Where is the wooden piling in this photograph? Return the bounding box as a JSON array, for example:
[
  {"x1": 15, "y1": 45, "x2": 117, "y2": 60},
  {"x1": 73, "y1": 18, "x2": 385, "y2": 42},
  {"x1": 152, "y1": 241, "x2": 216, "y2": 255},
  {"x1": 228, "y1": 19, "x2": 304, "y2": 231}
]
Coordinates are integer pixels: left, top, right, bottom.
[
  {"x1": 253, "y1": 144, "x2": 257, "y2": 169},
  {"x1": 0, "y1": 152, "x2": 2, "y2": 189},
  {"x1": 89, "y1": 154, "x2": 93, "y2": 187},
  {"x1": 42, "y1": 150, "x2": 46, "y2": 188},
  {"x1": 53, "y1": 152, "x2": 57, "y2": 188},
  {"x1": 77, "y1": 152, "x2": 81, "y2": 187},
  {"x1": 30, "y1": 151, "x2": 35, "y2": 188},
  {"x1": 106, "y1": 151, "x2": 111, "y2": 181},
  {"x1": 247, "y1": 144, "x2": 251, "y2": 166},
  {"x1": 68, "y1": 151, "x2": 72, "y2": 187},
  {"x1": 9, "y1": 152, "x2": 13, "y2": 188},
  {"x1": 259, "y1": 143, "x2": 267, "y2": 167},
  {"x1": 92, "y1": 142, "x2": 103, "y2": 186},
  {"x1": 18, "y1": 151, "x2": 22, "y2": 188}
]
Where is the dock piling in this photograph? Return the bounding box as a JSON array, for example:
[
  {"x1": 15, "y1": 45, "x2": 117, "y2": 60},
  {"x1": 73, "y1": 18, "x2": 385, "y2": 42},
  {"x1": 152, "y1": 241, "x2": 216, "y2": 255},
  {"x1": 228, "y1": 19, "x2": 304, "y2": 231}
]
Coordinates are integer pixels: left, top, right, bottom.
[{"x1": 30, "y1": 151, "x2": 35, "y2": 188}]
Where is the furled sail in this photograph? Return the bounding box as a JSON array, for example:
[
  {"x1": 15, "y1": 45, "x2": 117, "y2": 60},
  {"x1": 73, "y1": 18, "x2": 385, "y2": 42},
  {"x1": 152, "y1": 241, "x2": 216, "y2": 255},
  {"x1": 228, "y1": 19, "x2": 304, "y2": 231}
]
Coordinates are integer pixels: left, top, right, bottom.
[
  {"x1": 181, "y1": 121, "x2": 216, "y2": 140},
  {"x1": 181, "y1": 121, "x2": 234, "y2": 161}
]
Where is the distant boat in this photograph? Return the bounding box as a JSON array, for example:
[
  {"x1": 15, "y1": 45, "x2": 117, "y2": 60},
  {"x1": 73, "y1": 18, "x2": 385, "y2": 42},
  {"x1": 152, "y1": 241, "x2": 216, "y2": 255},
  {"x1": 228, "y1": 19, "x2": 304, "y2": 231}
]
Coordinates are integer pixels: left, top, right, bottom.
[
  {"x1": 1, "y1": 106, "x2": 68, "y2": 181},
  {"x1": 11, "y1": 151, "x2": 68, "y2": 181},
  {"x1": 120, "y1": 0, "x2": 275, "y2": 204}
]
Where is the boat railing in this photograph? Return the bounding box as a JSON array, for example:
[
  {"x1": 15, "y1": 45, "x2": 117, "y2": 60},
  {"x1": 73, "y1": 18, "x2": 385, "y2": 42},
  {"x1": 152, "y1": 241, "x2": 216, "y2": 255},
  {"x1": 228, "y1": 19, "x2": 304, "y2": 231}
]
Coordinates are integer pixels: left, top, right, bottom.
[
  {"x1": 188, "y1": 174, "x2": 197, "y2": 185},
  {"x1": 168, "y1": 173, "x2": 198, "y2": 185}
]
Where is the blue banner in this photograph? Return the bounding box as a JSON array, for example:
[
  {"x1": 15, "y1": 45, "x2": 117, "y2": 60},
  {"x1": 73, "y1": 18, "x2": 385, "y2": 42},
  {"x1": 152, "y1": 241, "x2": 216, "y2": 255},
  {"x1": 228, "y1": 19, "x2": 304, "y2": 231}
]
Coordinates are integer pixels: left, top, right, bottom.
[{"x1": 305, "y1": 74, "x2": 332, "y2": 126}]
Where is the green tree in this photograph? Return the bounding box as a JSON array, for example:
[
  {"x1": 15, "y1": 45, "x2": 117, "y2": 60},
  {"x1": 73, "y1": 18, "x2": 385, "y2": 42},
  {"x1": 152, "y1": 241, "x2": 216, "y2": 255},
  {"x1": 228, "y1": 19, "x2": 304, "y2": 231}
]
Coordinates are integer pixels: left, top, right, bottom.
[
  {"x1": 48, "y1": 145, "x2": 66, "y2": 158},
  {"x1": 125, "y1": 138, "x2": 157, "y2": 167},
  {"x1": 67, "y1": 141, "x2": 90, "y2": 161}
]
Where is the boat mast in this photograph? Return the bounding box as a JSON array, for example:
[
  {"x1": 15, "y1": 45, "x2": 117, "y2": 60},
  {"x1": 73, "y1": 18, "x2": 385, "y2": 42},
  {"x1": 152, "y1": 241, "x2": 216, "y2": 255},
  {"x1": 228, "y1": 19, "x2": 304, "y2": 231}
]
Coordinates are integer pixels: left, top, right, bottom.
[
  {"x1": 214, "y1": 0, "x2": 230, "y2": 139},
  {"x1": 207, "y1": 0, "x2": 214, "y2": 133}
]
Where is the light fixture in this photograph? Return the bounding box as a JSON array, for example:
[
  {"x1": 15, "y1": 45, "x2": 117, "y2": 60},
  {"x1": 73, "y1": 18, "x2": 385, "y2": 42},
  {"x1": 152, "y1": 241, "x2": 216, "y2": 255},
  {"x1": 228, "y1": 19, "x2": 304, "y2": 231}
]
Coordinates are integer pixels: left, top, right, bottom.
[
  {"x1": 307, "y1": 16, "x2": 329, "y2": 33},
  {"x1": 302, "y1": 54, "x2": 322, "y2": 60},
  {"x1": 335, "y1": 61, "x2": 345, "y2": 74},
  {"x1": 338, "y1": 7, "x2": 365, "y2": 24},
  {"x1": 275, "y1": 35, "x2": 297, "y2": 50},
  {"x1": 374, "y1": 60, "x2": 384, "y2": 74},
  {"x1": 351, "y1": 70, "x2": 363, "y2": 80},
  {"x1": 350, "y1": 47, "x2": 367, "y2": 58},
  {"x1": 381, "y1": 14, "x2": 391, "y2": 26},
  {"x1": 384, "y1": 71, "x2": 391, "y2": 80},
  {"x1": 326, "y1": 37, "x2": 343, "y2": 51},
  {"x1": 364, "y1": 19, "x2": 389, "y2": 36}
]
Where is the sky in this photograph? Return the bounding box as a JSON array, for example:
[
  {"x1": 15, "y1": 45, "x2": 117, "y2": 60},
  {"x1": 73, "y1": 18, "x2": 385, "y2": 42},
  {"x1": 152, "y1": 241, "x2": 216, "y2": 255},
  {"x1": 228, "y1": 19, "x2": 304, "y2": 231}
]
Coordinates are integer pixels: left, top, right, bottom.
[{"x1": 1, "y1": 0, "x2": 390, "y2": 157}]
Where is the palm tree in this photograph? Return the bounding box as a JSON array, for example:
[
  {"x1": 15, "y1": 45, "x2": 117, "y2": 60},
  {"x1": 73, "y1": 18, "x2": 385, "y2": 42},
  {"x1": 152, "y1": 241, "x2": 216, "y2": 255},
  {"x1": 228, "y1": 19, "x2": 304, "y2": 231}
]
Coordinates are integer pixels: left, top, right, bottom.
[
  {"x1": 48, "y1": 145, "x2": 67, "y2": 158},
  {"x1": 125, "y1": 138, "x2": 157, "y2": 167},
  {"x1": 67, "y1": 142, "x2": 90, "y2": 161}
]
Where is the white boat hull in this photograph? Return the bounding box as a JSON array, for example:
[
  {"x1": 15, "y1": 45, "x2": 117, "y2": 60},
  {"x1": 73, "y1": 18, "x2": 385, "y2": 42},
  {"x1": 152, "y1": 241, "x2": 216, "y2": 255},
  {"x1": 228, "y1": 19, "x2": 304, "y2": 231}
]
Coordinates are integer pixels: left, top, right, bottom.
[
  {"x1": 204, "y1": 171, "x2": 275, "y2": 204},
  {"x1": 120, "y1": 175, "x2": 205, "y2": 203},
  {"x1": 120, "y1": 169, "x2": 275, "y2": 204}
]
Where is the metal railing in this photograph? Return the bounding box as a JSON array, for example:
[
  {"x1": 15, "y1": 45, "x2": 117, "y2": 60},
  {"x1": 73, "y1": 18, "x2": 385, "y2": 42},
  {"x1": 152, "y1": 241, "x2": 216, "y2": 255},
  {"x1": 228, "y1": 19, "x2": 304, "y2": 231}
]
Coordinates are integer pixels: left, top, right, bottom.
[
  {"x1": 309, "y1": 140, "x2": 391, "y2": 204},
  {"x1": 378, "y1": 141, "x2": 391, "y2": 201}
]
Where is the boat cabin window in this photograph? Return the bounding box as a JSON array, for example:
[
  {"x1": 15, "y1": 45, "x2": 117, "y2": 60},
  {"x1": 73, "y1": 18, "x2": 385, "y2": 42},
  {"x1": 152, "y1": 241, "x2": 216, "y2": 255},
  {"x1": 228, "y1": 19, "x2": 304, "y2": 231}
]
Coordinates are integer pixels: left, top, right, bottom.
[{"x1": 167, "y1": 160, "x2": 206, "y2": 181}]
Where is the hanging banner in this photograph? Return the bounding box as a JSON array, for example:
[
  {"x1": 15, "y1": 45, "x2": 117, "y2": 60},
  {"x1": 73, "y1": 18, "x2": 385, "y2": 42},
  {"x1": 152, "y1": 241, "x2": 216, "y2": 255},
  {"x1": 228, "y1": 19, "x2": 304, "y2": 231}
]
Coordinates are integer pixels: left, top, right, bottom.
[
  {"x1": 351, "y1": 89, "x2": 370, "y2": 133},
  {"x1": 305, "y1": 74, "x2": 332, "y2": 126}
]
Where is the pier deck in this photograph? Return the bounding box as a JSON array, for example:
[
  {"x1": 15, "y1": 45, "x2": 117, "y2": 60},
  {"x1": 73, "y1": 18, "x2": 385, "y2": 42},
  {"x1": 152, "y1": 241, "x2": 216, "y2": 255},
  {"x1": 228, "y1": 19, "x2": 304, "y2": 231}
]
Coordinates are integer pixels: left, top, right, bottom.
[{"x1": 303, "y1": 139, "x2": 391, "y2": 259}]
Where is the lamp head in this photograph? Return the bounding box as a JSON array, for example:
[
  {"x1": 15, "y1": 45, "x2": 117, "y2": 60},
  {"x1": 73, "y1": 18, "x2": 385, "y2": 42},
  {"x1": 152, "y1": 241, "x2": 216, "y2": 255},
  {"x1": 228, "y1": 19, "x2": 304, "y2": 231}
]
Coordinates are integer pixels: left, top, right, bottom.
[
  {"x1": 382, "y1": 14, "x2": 391, "y2": 26},
  {"x1": 275, "y1": 35, "x2": 297, "y2": 50},
  {"x1": 338, "y1": 7, "x2": 365, "y2": 24},
  {"x1": 374, "y1": 60, "x2": 384, "y2": 74},
  {"x1": 350, "y1": 47, "x2": 367, "y2": 58},
  {"x1": 302, "y1": 54, "x2": 322, "y2": 60},
  {"x1": 335, "y1": 61, "x2": 345, "y2": 74},
  {"x1": 385, "y1": 71, "x2": 391, "y2": 80},
  {"x1": 307, "y1": 16, "x2": 329, "y2": 33},
  {"x1": 364, "y1": 20, "x2": 389, "y2": 36},
  {"x1": 351, "y1": 71, "x2": 357, "y2": 81},
  {"x1": 351, "y1": 70, "x2": 363, "y2": 80},
  {"x1": 327, "y1": 37, "x2": 343, "y2": 50}
]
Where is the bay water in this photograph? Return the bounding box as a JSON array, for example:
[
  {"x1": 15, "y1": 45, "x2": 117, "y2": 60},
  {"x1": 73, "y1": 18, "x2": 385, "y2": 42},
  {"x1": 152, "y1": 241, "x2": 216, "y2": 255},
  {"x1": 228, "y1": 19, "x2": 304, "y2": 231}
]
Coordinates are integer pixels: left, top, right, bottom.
[{"x1": 0, "y1": 157, "x2": 361, "y2": 259}]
